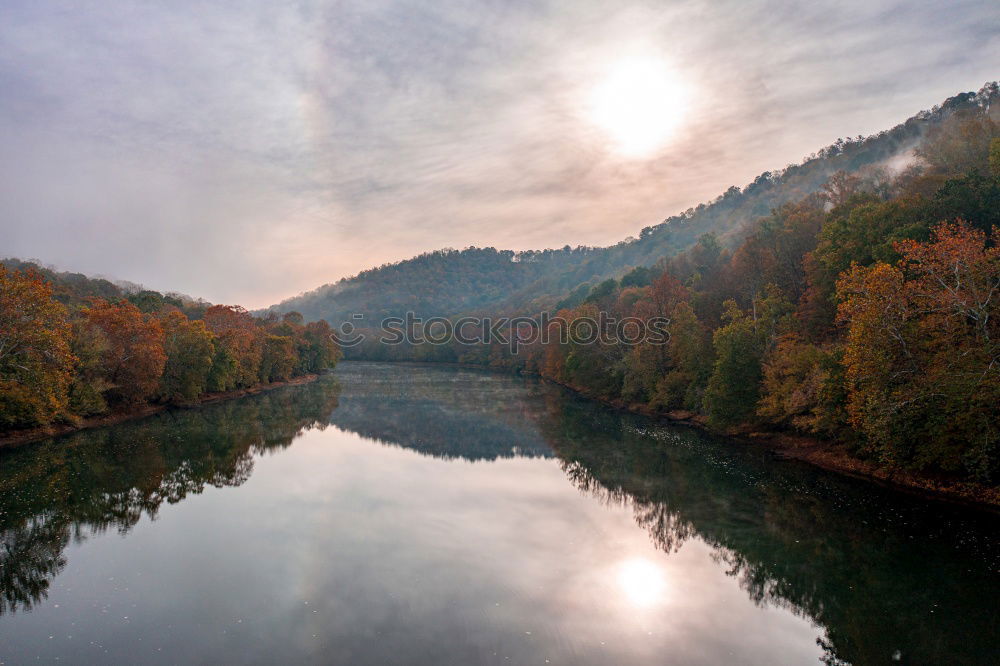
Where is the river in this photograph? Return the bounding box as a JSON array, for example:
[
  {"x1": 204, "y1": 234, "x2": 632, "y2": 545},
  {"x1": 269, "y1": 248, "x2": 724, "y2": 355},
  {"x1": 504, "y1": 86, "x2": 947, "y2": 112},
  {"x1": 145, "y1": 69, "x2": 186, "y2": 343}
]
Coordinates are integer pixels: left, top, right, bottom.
[{"x1": 0, "y1": 362, "x2": 997, "y2": 665}]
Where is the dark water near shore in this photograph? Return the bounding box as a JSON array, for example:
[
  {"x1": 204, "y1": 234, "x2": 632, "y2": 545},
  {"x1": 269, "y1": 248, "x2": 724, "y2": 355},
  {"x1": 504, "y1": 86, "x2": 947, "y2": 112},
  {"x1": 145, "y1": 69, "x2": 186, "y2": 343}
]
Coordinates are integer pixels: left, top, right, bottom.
[{"x1": 1, "y1": 361, "x2": 997, "y2": 665}]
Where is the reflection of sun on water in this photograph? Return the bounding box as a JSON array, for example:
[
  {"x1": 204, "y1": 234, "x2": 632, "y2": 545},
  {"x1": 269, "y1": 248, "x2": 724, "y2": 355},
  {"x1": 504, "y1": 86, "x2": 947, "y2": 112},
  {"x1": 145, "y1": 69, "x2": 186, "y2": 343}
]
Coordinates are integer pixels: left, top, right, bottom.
[
  {"x1": 617, "y1": 557, "x2": 667, "y2": 608},
  {"x1": 588, "y1": 56, "x2": 689, "y2": 158}
]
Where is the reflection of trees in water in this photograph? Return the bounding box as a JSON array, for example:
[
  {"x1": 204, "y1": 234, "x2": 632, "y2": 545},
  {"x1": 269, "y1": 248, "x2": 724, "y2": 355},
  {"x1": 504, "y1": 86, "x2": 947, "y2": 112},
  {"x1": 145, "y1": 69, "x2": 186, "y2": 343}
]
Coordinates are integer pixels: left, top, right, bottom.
[
  {"x1": 327, "y1": 364, "x2": 999, "y2": 665},
  {"x1": 562, "y1": 459, "x2": 694, "y2": 554},
  {"x1": 633, "y1": 500, "x2": 694, "y2": 555},
  {"x1": 2, "y1": 363, "x2": 998, "y2": 665},
  {"x1": 542, "y1": 390, "x2": 1000, "y2": 666},
  {"x1": 0, "y1": 377, "x2": 341, "y2": 615},
  {"x1": 329, "y1": 364, "x2": 553, "y2": 461},
  {"x1": 0, "y1": 515, "x2": 69, "y2": 615}
]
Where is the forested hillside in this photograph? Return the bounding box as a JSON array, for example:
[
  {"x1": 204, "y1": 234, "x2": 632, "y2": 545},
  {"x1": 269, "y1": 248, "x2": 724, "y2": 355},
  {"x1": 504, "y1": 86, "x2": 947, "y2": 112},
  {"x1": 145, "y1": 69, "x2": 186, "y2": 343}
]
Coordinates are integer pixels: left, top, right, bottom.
[
  {"x1": 345, "y1": 85, "x2": 1000, "y2": 485},
  {"x1": 268, "y1": 84, "x2": 999, "y2": 326},
  {"x1": 0, "y1": 264, "x2": 340, "y2": 435},
  {"x1": 0, "y1": 258, "x2": 212, "y2": 316}
]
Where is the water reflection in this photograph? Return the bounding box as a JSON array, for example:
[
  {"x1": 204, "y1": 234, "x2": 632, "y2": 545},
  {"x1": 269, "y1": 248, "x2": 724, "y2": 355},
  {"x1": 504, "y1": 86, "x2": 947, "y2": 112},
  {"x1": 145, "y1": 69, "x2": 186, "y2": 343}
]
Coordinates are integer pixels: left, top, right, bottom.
[
  {"x1": 327, "y1": 364, "x2": 552, "y2": 461},
  {"x1": 331, "y1": 363, "x2": 1000, "y2": 665},
  {"x1": 616, "y1": 557, "x2": 667, "y2": 608},
  {"x1": 0, "y1": 362, "x2": 997, "y2": 666},
  {"x1": 0, "y1": 378, "x2": 341, "y2": 615},
  {"x1": 535, "y1": 391, "x2": 1000, "y2": 666}
]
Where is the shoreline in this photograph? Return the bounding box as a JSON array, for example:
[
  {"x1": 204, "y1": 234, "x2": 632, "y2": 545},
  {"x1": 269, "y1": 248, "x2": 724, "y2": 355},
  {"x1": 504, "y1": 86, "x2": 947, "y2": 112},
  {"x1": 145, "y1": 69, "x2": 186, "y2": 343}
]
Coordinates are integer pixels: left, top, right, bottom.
[
  {"x1": 539, "y1": 374, "x2": 1000, "y2": 513},
  {"x1": 7, "y1": 358, "x2": 998, "y2": 512},
  {"x1": 0, "y1": 373, "x2": 324, "y2": 451},
  {"x1": 345, "y1": 360, "x2": 1000, "y2": 512},
  {"x1": 746, "y1": 430, "x2": 1000, "y2": 512}
]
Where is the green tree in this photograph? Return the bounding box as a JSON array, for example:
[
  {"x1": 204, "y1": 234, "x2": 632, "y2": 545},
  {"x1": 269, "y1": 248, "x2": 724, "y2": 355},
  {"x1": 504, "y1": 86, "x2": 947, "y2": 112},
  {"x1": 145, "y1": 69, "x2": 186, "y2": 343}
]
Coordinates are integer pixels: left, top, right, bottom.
[
  {"x1": 159, "y1": 311, "x2": 215, "y2": 403},
  {"x1": 654, "y1": 301, "x2": 712, "y2": 411},
  {"x1": 620, "y1": 266, "x2": 653, "y2": 288},
  {"x1": 206, "y1": 344, "x2": 239, "y2": 393},
  {"x1": 930, "y1": 170, "x2": 1000, "y2": 234},
  {"x1": 704, "y1": 289, "x2": 792, "y2": 428},
  {"x1": 990, "y1": 137, "x2": 1000, "y2": 179},
  {"x1": 67, "y1": 319, "x2": 111, "y2": 416},
  {"x1": 703, "y1": 301, "x2": 766, "y2": 428},
  {"x1": 813, "y1": 198, "x2": 923, "y2": 281},
  {"x1": 299, "y1": 320, "x2": 341, "y2": 373},
  {"x1": 259, "y1": 335, "x2": 296, "y2": 383}
]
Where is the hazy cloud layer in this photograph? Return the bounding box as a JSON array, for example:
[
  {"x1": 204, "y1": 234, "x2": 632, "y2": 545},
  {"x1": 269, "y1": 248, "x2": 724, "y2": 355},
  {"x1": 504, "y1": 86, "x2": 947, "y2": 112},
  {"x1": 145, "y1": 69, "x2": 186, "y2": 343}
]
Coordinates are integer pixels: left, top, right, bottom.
[{"x1": 1, "y1": 0, "x2": 997, "y2": 306}]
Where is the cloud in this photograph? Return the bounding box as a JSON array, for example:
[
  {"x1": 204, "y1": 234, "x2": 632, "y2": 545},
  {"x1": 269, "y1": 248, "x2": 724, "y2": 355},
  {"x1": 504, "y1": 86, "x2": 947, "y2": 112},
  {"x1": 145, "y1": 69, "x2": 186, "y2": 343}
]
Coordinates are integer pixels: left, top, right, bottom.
[{"x1": 0, "y1": 0, "x2": 997, "y2": 306}]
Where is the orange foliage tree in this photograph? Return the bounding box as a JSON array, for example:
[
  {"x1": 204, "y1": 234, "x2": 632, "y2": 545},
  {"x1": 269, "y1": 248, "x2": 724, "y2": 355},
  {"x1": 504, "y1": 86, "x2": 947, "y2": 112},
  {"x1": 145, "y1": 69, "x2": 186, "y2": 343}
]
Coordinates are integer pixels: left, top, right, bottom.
[
  {"x1": 80, "y1": 300, "x2": 166, "y2": 405},
  {"x1": 0, "y1": 267, "x2": 75, "y2": 427},
  {"x1": 837, "y1": 222, "x2": 1000, "y2": 475},
  {"x1": 204, "y1": 305, "x2": 263, "y2": 389}
]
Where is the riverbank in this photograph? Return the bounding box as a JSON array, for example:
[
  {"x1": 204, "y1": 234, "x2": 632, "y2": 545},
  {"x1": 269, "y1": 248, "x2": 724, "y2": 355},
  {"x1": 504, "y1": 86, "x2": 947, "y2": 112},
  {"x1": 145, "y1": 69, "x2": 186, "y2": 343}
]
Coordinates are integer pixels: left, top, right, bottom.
[
  {"x1": 349, "y1": 360, "x2": 1000, "y2": 510},
  {"x1": 746, "y1": 430, "x2": 1000, "y2": 512},
  {"x1": 516, "y1": 370, "x2": 1000, "y2": 512},
  {"x1": 0, "y1": 372, "x2": 325, "y2": 450}
]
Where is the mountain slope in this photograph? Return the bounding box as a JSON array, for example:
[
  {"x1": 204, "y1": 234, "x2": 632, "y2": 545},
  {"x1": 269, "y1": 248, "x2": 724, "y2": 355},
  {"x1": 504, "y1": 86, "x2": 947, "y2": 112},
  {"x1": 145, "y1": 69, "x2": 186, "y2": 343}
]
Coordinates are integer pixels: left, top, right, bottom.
[{"x1": 266, "y1": 84, "x2": 999, "y2": 324}]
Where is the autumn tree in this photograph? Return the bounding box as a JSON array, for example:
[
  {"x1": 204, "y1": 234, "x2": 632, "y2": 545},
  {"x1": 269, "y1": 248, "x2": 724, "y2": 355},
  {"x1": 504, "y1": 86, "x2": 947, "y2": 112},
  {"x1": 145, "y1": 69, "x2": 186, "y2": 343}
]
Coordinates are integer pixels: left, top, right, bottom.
[
  {"x1": 619, "y1": 278, "x2": 679, "y2": 402},
  {"x1": 757, "y1": 337, "x2": 848, "y2": 437},
  {"x1": 728, "y1": 196, "x2": 826, "y2": 304},
  {"x1": 80, "y1": 300, "x2": 166, "y2": 405},
  {"x1": 204, "y1": 305, "x2": 263, "y2": 388},
  {"x1": 0, "y1": 267, "x2": 75, "y2": 428},
  {"x1": 541, "y1": 309, "x2": 573, "y2": 382},
  {"x1": 837, "y1": 223, "x2": 1000, "y2": 476},
  {"x1": 795, "y1": 251, "x2": 840, "y2": 340}
]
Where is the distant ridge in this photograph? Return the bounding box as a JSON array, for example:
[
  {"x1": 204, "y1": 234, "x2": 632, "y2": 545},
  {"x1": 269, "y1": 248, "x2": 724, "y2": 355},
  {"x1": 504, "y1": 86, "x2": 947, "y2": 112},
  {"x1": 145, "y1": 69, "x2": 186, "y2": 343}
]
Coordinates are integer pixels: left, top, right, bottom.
[{"x1": 265, "y1": 84, "x2": 999, "y2": 325}]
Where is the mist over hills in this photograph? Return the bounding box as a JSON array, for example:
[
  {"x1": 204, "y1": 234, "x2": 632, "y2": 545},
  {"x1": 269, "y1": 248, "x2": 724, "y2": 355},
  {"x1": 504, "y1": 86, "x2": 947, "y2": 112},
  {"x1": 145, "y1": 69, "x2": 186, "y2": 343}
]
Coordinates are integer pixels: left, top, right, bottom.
[
  {"x1": 0, "y1": 257, "x2": 209, "y2": 318},
  {"x1": 264, "y1": 84, "x2": 999, "y2": 325},
  {"x1": 5, "y1": 84, "x2": 996, "y2": 327}
]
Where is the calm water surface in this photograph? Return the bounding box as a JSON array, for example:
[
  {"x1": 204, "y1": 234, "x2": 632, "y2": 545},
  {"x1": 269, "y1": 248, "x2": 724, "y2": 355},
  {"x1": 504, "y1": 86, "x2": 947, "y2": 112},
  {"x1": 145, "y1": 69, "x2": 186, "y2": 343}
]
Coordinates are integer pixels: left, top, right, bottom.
[{"x1": 0, "y1": 362, "x2": 997, "y2": 665}]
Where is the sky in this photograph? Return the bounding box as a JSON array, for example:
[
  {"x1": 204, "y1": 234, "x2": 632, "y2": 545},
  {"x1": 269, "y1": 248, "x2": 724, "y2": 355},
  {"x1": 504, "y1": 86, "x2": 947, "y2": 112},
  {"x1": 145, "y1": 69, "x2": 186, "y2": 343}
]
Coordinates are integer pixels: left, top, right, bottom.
[{"x1": 1, "y1": 1, "x2": 997, "y2": 307}]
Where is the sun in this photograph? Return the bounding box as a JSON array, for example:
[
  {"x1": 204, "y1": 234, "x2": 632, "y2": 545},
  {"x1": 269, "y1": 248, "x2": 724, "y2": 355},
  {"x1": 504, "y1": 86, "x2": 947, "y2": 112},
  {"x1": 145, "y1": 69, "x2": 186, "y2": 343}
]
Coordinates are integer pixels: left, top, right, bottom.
[
  {"x1": 617, "y1": 557, "x2": 667, "y2": 607},
  {"x1": 587, "y1": 56, "x2": 689, "y2": 157}
]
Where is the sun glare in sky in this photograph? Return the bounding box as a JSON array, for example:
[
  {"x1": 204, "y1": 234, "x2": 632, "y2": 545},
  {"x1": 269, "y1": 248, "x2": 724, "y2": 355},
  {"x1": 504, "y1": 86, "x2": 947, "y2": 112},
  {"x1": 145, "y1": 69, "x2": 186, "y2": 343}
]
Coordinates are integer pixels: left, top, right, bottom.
[{"x1": 588, "y1": 56, "x2": 689, "y2": 157}]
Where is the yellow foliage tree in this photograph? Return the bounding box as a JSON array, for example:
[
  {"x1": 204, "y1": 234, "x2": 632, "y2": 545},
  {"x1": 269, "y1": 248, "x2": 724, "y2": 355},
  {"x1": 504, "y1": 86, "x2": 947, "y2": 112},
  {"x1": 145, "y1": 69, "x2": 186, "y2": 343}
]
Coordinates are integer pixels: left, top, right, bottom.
[{"x1": 0, "y1": 267, "x2": 75, "y2": 428}]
